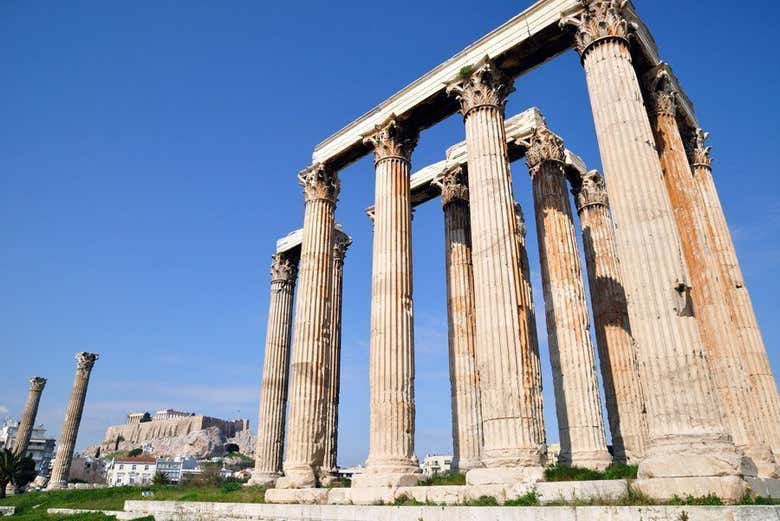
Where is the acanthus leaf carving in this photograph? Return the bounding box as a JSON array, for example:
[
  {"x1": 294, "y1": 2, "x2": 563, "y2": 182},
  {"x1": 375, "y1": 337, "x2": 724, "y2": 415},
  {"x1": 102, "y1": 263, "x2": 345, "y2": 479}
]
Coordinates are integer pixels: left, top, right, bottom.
[
  {"x1": 524, "y1": 127, "x2": 566, "y2": 174},
  {"x1": 76, "y1": 352, "x2": 99, "y2": 372},
  {"x1": 560, "y1": 0, "x2": 631, "y2": 58},
  {"x1": 433, "y1": 165, "x2": 469, "y2": 206},
  {"x1": 645, "y1": 70, "x2": 677, "y2": 118},
  {"x1": 571, "y1": 169, "x2": 609, "y2": 212},
  {"x1": 333, "y1": 232, "x2": 353, "y2": 266},
  {"x1": 362, "y1": 115, "x2": 418, "y2": 163},
  {"x1": 270, "y1": 252, "x2": 299, "y2": 288},
  {"x1": 298, "y1": 163, "x2": 340, "y2": 204},
  {"x1": 683, "y1": 128, "x2": 713, "y2": 168},
  {"x1": 30, "y1": 376, "x2": 47, "y2": 392},
  {"x1": 446, "y1": 57, "x2": 515, "y2": 117}
]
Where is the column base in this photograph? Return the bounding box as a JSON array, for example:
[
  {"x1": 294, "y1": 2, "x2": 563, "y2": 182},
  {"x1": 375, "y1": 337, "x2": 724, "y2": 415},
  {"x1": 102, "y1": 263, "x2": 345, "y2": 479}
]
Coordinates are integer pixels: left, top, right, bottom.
[
  {"x1": 351, "y1": 463, "x2": 421, "y2": 488},
  {"x1": 466, "y1": 466, "x2": 544, "y2": 486},
  {"x1": 45, "y1": 481, "x2": 67, "y2": 491},
  {"x1": 633, "y1": 476, "x2": 748, "y2": 502},
  {"x1": 740, "y1": 443, "x2": 780, "y2": 479},
  {"x1": 559, "y1": 449, "x2": 613, "y2": 471},
  {"x1": 246, "y1": 470, "x2": 280, "y2": 487},
  {"x1": 318, "y1": 468, "x2": 339, "y2": 487},
  {"x1": 638, "y1": 434, "x2": 744, "y2": 480},
  {"x1": 452, "y1": 457, "x2": 483, "y2": 473},
  {"x1": 276, "y1": 467, "x2": 318, "y2": 489}
]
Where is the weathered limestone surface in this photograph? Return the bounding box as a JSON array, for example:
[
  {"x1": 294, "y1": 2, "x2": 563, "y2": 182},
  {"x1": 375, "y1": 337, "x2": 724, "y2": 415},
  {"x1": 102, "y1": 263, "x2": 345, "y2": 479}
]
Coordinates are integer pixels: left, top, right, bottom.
[
  {"x1": 560, "y1": 1, "x2": 744, "y2": 495},
  {"x1": 513, "y1": 203, "x2": 546, "y2": 448},
  {"x1": 447, "y1": 58, "x2": 545, "y2": 485},
  {"x1": 353, "y1": 116, "x2": 420, "y2": 488},
  {"x1": 570, "y1": 170, "x2": 649, "y2": 464},
  {"x1": 685, "y1": 129, "x2": 780, "y2": 456},
  {"x1": 13, "y1": 377, "x2": 46, "y2": 457},
  {"x1": 48, "y1": 352, "x2": 98, "y2": 490},
  {"x1": 646, "y1": 71, "x2": 777, "y2": 478},
  {"x1": 320, "y1": 232, "x2": 351, "y2": 484},
  {"x1": 525, "y1": 127, "x2": 611, "y2": 471},
  {"x1": 278, "y1": 165, "x2": 339, "y2": 489},
  {"x1": 250, "y1": 251, "x2": 300, "y2": 487},
  {"x1": 434, "y1": 166, "x2": 482, "y2": 473}
]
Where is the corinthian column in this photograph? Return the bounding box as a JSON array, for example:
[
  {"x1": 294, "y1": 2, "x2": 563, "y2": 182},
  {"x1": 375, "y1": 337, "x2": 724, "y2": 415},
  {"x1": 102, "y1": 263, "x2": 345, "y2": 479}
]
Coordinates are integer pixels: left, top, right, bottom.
[
  {"x1": 446, "y1": 58, "x2": 545, "y2": 485},
  {"x1": 560, "y1": 1, "x2": 744, "y2": 498},
  {"x1": 352, "y1": 116, "x2": 420, "y2": 488},
  {"x1": 570, "y1": 170, "x2": 648, "y2": 464},
  {"x1": 433, "y1": 166, "x2": 482, "y2": 473},
  {"x1": 645, "y1": 73, "x2": 777, "y2": 478},
  {"x1": 320, "y1": 231, "x2": 351, "y2": 485},
  {"x1": 278, "y1": 164, "x2": 339, "y2": 489},
  {"x1": 525, "y1": 128, "x2": 611, "y2": 471},
  {"x1": 684, "y1": 129, "x2": 780, "y2": 456},
  {"x1": 48, "y1": 352, "x2": 98, "y2": 490},
  {"x1": 249, "y1": 251, "x2": 299, "y2": 487},
  {"x1": 513, "y1": 204, "x2": 545, "y2": 449},
  {"x1": 13, "y1": 377, "x2": 47, "y2": 458}
]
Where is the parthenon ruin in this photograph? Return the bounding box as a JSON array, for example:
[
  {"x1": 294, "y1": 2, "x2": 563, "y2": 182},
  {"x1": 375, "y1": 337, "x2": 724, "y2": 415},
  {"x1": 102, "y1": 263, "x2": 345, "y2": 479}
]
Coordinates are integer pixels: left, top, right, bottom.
[{"x1": 251, "y1": 0, "x2": 780, "y2": 503}]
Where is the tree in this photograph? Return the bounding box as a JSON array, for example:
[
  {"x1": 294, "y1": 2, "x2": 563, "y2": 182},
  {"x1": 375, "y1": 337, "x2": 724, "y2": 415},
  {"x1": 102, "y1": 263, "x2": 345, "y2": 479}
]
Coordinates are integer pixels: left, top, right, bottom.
[
  {"x1": 128, "y1": 448, "x2": 143, "y2": 457},
  {"x1": 0, "y1": 448, "x2": 22, "y2": 498},
  {"x1": 152, "y1": 471, "x2": 171, "y2": 485}
]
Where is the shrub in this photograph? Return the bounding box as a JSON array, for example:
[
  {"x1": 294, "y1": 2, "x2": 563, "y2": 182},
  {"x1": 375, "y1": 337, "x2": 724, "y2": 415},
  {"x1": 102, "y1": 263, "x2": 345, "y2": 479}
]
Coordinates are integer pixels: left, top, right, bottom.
[
  {"x1": 465, "y1": 495, "x2": 499, "y2": 506},
  {"x1": 221, "y1": 480, "x2": 242, "y2": 493},
  {"x1": 152, "y1": 472, "x2": 171, "y2": 485},
  {"x1": 127, "y1": 448, "x2": 143, "y2": 457},
  {"x1": 417, "y1": 472, "x2": 466, "y2": 486},
  {"x1": 504, "y1": 491, "x2": 539, "y2": 506}
]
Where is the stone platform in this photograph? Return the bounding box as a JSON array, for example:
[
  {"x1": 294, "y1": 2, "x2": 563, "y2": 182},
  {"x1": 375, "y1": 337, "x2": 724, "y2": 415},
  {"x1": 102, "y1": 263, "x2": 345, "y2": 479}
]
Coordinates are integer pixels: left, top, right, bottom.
[{"x1": 113, "y1": 501, "x2": 780, "y2": 521}]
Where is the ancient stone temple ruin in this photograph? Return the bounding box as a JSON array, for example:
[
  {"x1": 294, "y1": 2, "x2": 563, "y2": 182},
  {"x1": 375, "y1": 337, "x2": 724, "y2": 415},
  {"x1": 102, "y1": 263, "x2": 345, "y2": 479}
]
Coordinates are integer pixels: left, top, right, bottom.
[{"x1": 250, "y1": 0, "x2": 780, "y2": 504}]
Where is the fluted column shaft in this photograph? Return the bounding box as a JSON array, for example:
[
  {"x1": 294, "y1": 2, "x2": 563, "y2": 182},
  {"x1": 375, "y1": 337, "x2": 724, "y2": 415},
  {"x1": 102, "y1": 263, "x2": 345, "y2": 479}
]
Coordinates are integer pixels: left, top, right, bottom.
[
  {"x1": 251, "y1": 252, "x2": 299, "y2": 486},
  {"x1": 647, "y1": 83, "x2": 776, "y2": 477},
  {"x1": 447, "y1": 59, "x2": 545, "y2": 482},
  {"x1": 686, "y1": 130, "x2": 780, "y2": 456},
  {"x1": 321, "y1": 234, "x2": 351, "y2": 480},
  {"x1": 572, "y1": 170, "x2": 648, "y2": 464},
  {"x1": 561, "y1": 4, "x2": 742, "y2": 486},
  {"x1": 353, "y1": 116, "x2": 419, "y2": 488},
  {"x1": 514, "y1": 204, "x2": 546, "y2": 449},
  {"x1": 48, "y1": 353, "x2": 98, "y2": 489},
  {"x1": 279, "y1": 165, "x2": 339, "y2": 489},
  {"x1": 435, "y1": 167, "x2": 482, "y2": 472},
  {"x1": 13, "y1": 377, "x2": 47, "y2": 458},
  {"x1": 526, "y1": 129, "x2": 611, "y2": 471}
]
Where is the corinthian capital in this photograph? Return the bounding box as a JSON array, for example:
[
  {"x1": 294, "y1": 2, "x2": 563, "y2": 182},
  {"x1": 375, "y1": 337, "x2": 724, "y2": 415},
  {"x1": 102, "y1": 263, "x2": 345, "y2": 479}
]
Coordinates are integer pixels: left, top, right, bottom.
[
  {"x1": 270, "y1": 252, "x2": 299, "y2": 287},
  {"x1": 524, "y1": 127, "x2": 566, "y2": 174},
  {"x1": 571, "y1": 170, "x2": 609, "y2": 212},
  {"x1": 333, "y1": 232, "x2": 352, "y2": 266},
  {"x1": 446, "y1": 57, "x2": 515, "y2": 117},
  {"x1": 363, "y1": 115, "x2": 418, "y2": 163},
  {"x1": 683, "y1": 128, "x2": 713, "y2": 168},
  {"x1": 560, "y1": 0, "x2": 631, "y2": 58},
  {"x1": 645, "y1": 69, "x2": 677, "y2": 117},
  {"x1": 298, "y1": 163, "x2": 340, "y2": 204},
  {"x1": 76, "y1": 352, "x2": 99, "y2": 372},
  {"x1": 514, "y1": 202, "x2": 527, "y2": 239},
  {"x1": 30, "y1": 376, "x2": 47, "y2": 392},
  {"x1": 433, "y1": 165, "x2": 469, "y2": 206}
]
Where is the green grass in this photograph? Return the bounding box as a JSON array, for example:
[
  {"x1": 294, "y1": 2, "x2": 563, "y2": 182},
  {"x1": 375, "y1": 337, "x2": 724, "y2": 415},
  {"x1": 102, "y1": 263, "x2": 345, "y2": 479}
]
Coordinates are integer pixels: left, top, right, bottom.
[
  {"x1": 504, "y1": 491, "x2": 540, "y2": 506},
  {"x1": 417, "y1": 473, "x2": 466, "y2": 486},
  {"x1": 0, "y1": 484, "x2": 265, "y2": 520},
  {"x1": 543, "y1": 464, "x2": 638, "y2": 482}
]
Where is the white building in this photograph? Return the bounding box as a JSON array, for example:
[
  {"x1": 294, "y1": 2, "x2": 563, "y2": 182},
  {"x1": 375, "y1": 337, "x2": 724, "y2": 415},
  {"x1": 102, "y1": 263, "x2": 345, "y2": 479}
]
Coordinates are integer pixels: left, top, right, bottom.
[
  {"x1": 0, "y1": 419, "x2": 56, "y2": 473},
  {"x1": 105, "y1": 457, "x2": 157, "y2": 487},
  {"x1": 155, "y1": 456, "x2": 199, "y2": 483},
  {"x1": 420, "y1": 454, "x2": 453, "y2": 477}
]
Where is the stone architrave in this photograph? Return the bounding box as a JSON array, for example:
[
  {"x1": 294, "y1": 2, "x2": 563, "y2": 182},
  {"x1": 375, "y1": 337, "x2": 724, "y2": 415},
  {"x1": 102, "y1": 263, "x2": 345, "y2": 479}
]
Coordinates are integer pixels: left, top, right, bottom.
[
  {"x1": 352, "y1": 116, "x2": 420, "y2": 488},
  {"x1": 525, "y1": 127, "x2": 612, "y2": 471},
  {"x1": 513, "y1": 203, "x2": 545, "y2": 448},
  {"x1": 646, "y1": 73, "x2": 778, "y2": 478},
  {"x1": 320, "y1": 232, "x2": 352, "y2": 485},
  {"x1": 278, "y1": 164, "x2": 339, "y2": 489},
  {"x1": 446, "y1": 57, "x2": 545, "y2": 485},
  {"x1": 570, "y1": 169, "x2": 649, "y2": 464},
  {"x1": 48, "y1": 353, "x2": 98, "y2": 490},
  {"x1": 684, "y1": 129, "x2": 780, "y2": 456},
  {"x1": 560, "y1": 1, "x2": 745, "y2": 498},
  {"x1": 13, "y1": 377, "x2": 47, "y2": 458},
  {"x1": 433, "y1": 165, "x2": 483, "y2": 473},
  {"x1": 249, "y1": 251, "x2": 300, "y2": 487}
]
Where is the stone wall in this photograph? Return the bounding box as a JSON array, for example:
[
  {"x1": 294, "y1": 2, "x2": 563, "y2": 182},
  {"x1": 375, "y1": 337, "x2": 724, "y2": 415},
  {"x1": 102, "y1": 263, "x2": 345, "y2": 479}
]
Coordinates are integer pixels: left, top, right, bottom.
[{"x1": 99, "y1": 416, "x2": 247, "y2": 449}]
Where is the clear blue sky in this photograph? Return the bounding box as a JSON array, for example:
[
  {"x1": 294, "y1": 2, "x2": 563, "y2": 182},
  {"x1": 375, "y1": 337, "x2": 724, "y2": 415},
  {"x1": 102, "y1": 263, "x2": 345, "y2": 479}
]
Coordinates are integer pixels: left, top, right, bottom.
[{"x1": 2, "y1": 1, "x2": 778, "y2": 467}]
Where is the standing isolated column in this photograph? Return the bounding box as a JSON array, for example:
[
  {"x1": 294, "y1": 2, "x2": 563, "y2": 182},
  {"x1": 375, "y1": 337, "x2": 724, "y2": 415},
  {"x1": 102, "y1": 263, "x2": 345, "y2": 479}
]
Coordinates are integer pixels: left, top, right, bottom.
[
  {"x1": 646, "y1": 73, "x2": 777, "y2": 478},
  {"x1": 353, "y1": 115, "x2": 420, "y2": 488},
  {"x1": 684, "y1": 129, "x2": 780, "y2": 455},
  {"x1": 561, "y1": 1, "x2": 744, "y2": 499},
  {"x1": 320, "y1": 231, "x2": 352, "y2": 485},
  {"x1": 13, "y1": 377, "x2": 47, "y2": 457},
  {"x1": 513, "y1": 203, "x2": 545, "y2": 449},
  {"x1": 278, "y1": 164, "x2": 339, "y2": 489},
  {"x1": 446, "y1": 57, "x2": 545, "y2": 486},
  {"x1": 570, "y1": 169, "x2": 648, "y2": 464},
  {"x1": 526, "y1": 127, "x2": 611, "y2": 471},
  {"x1": 434, "y1": 166, "x2": 483, "y2": 473},
  {"x1": 249, "y1": 251, "x2": 300, "y2": 487},
  {"x1": 48, "y1": 352, "x2": 98, "y2": 490}
]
